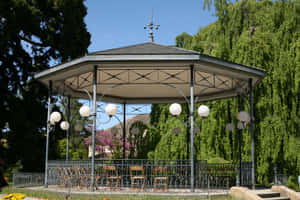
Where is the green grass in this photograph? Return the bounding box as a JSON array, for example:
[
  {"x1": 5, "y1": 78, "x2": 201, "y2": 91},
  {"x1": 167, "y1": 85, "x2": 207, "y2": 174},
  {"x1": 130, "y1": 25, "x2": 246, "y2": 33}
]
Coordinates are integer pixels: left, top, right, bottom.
[{"x1": 0, "y1": 186, "x2": 232, "y2": 200}]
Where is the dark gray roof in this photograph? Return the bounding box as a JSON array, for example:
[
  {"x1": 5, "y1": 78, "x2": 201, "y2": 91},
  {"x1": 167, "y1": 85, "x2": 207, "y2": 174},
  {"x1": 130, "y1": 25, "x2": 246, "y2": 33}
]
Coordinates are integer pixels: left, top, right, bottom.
[{"x1": 89, "y1": 42, "x2": 200, "y2": 55}]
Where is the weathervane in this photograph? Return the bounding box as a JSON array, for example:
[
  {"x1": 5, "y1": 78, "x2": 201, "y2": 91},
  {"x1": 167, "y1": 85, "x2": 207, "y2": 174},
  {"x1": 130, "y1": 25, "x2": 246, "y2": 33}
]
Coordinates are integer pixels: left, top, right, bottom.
[{"x1": 144, "y1": 10, "x2": 160, "y2": 42}]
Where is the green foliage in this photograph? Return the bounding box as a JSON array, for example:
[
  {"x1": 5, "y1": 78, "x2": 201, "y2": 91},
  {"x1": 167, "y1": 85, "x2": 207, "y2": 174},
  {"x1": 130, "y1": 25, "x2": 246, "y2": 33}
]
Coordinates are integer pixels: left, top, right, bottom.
[
  {"x1": 207, "y1": 157, "x2": 230, "y2": 164},
  {"x1": 57, "y1": 136, "x2": 88, "y2": 160},
  {"x1": 3, "y1": 160, "x2": 23, "y2": 182},
  {"x1": 151, "y1": 0, "x2": 300, "y2": 185},
  {"x1": 128, "y1": 121, "x2": 148, "y2": 158},
  {"x1": 287, "y1": 176, "x2": 300, "y2": 191},
  {"x1": 0, "y1": 0, "x2": 90, "y2": 171},
  {"x1": 154, "y1": 117, "x2": 188, "y2": 159}
]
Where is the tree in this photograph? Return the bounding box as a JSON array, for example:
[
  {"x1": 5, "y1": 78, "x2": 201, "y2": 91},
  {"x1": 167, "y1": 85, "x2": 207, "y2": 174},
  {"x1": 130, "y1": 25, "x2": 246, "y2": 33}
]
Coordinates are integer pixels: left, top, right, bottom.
[
  {"x1": 85, "y1": 130, "x2": 130, "y2": 158},
  {"x1": 0, "y1": 0, "x2": 90, "y2": 172},
  {"x1": 151, "y1": 0, "x2": 300, "y2": 185}
]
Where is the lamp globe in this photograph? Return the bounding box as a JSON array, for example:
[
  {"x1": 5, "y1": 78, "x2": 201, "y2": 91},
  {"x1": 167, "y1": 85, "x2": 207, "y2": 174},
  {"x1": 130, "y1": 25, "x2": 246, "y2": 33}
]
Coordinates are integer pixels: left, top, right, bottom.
[
  {"x1": 79, "y1": 105, "x2": 91, "y2": 117},
  {"x1": 198, "y1": 105, "x2": 210, "y2": 117},
  {"x1": 74, "y1": 124, "x2": 83, "y2": 132},
  {"x1": 60, "y1": 121, "x2": 70, "y2": 130},
  {"x1": 237, "y1": 111, "x2": 250, "y2": 123},
  {"x1": 169, "y1": 103, "x2": 182, "y2": 116},
  {"x1": 50, "y1": 111, "x2": 61, "y2": 123},
  {"x1": 105, "y1": 104, "x2": 118, "y2": 116},
  {"x1": 226, "y1": 123, "x2": 235, "y2": 132},
  {"x1": 237, "y1": 121, "x2": 245, "y2": 130}
]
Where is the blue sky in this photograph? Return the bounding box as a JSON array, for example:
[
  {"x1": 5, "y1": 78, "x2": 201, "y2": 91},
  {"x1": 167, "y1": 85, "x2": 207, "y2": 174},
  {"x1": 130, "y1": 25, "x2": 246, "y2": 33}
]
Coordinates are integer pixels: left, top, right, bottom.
[
  {"x1": 83, "y1": 0, "x2": 217, "y2": 130},
  {"x1": 85, "y1": 0, "x2": 216, "y2": 52}
]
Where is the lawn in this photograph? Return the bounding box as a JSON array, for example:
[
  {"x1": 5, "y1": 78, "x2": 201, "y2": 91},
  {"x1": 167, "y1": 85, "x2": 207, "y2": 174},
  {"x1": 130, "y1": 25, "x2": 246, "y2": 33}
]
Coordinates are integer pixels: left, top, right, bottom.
[{"x1": 0, "y1": 186, "x2": 232, "y2": 200}]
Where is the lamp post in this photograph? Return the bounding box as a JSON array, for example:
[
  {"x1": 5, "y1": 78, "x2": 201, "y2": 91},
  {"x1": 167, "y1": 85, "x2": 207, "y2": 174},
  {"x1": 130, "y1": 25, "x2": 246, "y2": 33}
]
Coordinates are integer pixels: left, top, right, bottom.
[
  {"x1": 169, "y1": 103, "x2": 210, "y2": 191},
  {"x1": 105, "y1": 103, "x2": 128, "y2": 158},
  {"x1": 45, "y1": 111, "x2": 61, "y2": 187},
  {"x1": 226, "y1": 110, "x2": 250, "y2": 186},
  {"x1": 60, "y1": 121, "x2": 70, "y2": 160}
]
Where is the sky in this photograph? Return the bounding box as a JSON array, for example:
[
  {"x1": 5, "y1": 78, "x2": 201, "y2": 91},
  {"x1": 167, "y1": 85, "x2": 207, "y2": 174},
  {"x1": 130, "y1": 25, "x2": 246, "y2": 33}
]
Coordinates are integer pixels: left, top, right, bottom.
[{"x1": 83, "y1": 0, "x2": 217, "y2": 130}]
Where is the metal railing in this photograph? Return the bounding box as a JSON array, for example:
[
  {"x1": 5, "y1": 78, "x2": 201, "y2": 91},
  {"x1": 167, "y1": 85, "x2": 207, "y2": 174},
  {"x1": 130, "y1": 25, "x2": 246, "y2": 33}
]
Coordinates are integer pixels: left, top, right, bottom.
[
  {"x1": 12, "y1": 159, "x2": 252, "y2": 190},
  {"x1": 13, "y1": 172, "x2": 44, "y2": 188},
  {"x1": 45, "y1": 159, "x2": 251, "y2": 190}
]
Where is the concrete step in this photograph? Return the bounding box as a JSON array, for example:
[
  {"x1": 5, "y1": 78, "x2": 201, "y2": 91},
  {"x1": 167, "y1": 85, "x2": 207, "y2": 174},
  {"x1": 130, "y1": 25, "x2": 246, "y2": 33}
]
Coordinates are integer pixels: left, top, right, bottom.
[
  {"x1": 257, "y1": 192, "x2": 281, "y2": 198},
  {"x1": 261, "y1": 197, "x2": 290, "y2": 200}
]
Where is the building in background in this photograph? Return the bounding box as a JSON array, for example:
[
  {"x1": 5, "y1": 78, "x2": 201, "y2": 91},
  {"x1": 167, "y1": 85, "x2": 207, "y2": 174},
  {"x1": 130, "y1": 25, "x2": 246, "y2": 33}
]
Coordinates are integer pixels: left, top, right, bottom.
[{"x1": 88, "y1": 114, "x2": 150, "y2": 158}]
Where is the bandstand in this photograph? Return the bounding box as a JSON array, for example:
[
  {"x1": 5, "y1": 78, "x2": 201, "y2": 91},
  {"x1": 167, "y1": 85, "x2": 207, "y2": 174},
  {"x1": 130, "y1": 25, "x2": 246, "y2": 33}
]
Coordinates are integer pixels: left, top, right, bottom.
[{"x1": 33, "y1": 41, "x2": 265, "y2": 192}]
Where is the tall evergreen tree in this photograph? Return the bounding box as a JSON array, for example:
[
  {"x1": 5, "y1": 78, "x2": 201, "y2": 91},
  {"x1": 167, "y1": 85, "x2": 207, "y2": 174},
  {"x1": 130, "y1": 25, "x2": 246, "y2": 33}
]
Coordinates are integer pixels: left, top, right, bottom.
[{"x1": 0, "y1": 0, "x2": 90, "y2": 172}]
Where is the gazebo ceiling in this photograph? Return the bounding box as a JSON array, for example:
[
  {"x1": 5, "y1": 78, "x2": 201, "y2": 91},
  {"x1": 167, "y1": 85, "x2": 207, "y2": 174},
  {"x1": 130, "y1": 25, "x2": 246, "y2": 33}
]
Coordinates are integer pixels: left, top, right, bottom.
[{"x1": 34, "y1": 42, "x2": 265, "y2": 103}]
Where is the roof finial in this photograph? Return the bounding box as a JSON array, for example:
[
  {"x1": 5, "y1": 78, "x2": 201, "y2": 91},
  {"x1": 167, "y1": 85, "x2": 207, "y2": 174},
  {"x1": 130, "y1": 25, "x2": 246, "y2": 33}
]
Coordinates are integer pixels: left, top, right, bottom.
[{"x1": 144, "y1": 9, "x2": 160, "y2": 42}]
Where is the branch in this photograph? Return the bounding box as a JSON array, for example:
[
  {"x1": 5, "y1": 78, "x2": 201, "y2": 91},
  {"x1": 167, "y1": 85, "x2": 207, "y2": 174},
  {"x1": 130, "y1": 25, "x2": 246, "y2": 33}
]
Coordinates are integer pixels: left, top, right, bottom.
[{"x1": 18, "y1": 35, "x2": 48, "y2": 47}]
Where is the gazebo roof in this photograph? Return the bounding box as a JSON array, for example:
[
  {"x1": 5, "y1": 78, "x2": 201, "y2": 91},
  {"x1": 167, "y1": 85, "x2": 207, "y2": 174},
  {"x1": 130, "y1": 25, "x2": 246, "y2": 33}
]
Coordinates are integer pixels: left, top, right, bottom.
[{"x1": 34, "y1": 42, "x2": 265, "y2": 104}]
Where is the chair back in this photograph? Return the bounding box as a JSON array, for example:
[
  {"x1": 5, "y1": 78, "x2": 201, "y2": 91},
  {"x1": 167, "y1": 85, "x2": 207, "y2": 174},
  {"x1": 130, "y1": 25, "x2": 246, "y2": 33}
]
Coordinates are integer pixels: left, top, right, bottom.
[
  {"x1": 104, "y1": 166, "x2": 118, "y2": 177},
  {"x1": 129, "y1": 166, "x2": 144, "y2": 177},
  {"x1": 152, "y1": 166, "x2": 168, "y2": 176}
]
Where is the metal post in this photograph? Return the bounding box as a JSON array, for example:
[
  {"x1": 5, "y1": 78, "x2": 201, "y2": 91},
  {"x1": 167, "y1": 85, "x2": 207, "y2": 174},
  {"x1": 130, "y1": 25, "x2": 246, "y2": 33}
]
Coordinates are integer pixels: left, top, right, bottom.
[
  {"x1": 91, "y1": 65, "x2": 97, "y2": 191},
  {"x1": 66, "y1": 96, "x2": 71, "y2": 161},
  {"x1": 274, "y1": 164, "x2": 278, "y2": 185},
  {"x1": 44, "y1": 80, "x2": 52, "y2": 188},
  {"x1": 227, "y1": 102, "x2": 234, "y2": 160},
  {"x1": 123, "y1": 103, "x2": 126, "y2": 159},
  {"x1": 238, "y1": 95, "x2": 242, "y2": 186},
  {"x1": 190, "y1": 64, "x2": 195, "y2": 192},
  {"x1": 249, "y1": 78, "x2": 255, "y2": 189},
  {"x1": 186, "y1": 103, "x2": 189, "y2": 160}
]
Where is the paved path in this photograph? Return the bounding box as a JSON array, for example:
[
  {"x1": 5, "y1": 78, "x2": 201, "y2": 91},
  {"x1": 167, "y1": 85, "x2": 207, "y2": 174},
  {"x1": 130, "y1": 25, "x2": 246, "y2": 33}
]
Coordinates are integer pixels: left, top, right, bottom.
[
  {"x1": 1, "y1": 186, "x2": 229, "y2": 198},
  {"x1": 27, "y1": 185, "x2": 229, "y2": 197}
]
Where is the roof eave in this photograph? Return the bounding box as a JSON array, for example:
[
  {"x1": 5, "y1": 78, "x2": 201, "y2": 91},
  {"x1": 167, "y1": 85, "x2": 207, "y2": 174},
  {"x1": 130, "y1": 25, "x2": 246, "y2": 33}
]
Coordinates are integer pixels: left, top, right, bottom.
[{"x1": 34, "y1": 54, "x2": 201, "y2": 80}]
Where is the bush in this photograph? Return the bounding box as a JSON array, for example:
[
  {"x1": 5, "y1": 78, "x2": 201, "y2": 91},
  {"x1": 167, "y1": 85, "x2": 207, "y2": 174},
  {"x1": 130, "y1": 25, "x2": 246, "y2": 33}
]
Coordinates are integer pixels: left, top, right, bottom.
[
  {"x1": 287, "y1": 175, "x2": 300, "y2": 191},
  {"x1": 207, "y1": 157, "x2": 230, "y2": 164}
]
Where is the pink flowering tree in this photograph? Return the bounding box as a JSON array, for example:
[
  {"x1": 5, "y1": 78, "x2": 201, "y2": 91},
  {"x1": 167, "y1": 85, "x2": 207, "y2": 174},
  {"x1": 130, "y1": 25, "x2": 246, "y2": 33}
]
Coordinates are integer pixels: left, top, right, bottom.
[{"x1": 85, "y1": 130, "x2": 130, "y2": 158}]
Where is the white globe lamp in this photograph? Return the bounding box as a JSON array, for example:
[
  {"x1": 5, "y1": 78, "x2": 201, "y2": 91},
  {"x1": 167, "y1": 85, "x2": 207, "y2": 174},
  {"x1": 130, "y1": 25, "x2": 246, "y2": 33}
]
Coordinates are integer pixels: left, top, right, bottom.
[
  {"x1": 50, "y1": 117, "x2": 56, "y2": 125},
  {"x1": 60, "y1": 121, "x2": 70, "y2": 130},
  {"x1": 79, "y1": 105, "x2": 91, "y2": 117},
  {"x1": 198, "y1": 105, "x2": 210, "y2": 117},
  {"x1": 50, "y1": 111, "x2": 61, "y2": 123},
  {"x1": 237, "y1": 121, "x2": 245, "y2": 130},
  {"x1": 169, "y1": 103, "x2": 182, "y2": 116},
  {"x1": 226, "y1": 123, "x2": 235, "y2": 132},
  {"x1": 74, "y1": 123, "x2": 83, "y2": 132},
  {"x1": 105, "y1": 104, "x2": 118, "y2": 116},
  {"x1": 237, "y1": 111, "x2": 250, "y2": 123}
]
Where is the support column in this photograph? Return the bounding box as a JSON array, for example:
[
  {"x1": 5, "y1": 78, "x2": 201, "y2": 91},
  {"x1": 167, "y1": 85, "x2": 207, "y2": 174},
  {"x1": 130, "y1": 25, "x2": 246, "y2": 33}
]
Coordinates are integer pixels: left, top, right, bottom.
[
  {"x1": 44, "y1": 80, "x2": 52, "y2": 188},
  {"x1": 190, "y1": 64, "x2": 195, "y2": 192},
  {"x1": 91, "y1": 65, "x2": 97, "y2": 191},
  {"x1": 66, "y1": 96, "x2": 71, "y2": 161},
  {"x1": 123, "y1": 103, "x2": 126, "y2": 159},
  {"x1": 249, "y1": 78, "x2": 255, "y2": 189},
  {"x1": 238, "y1": 95, "x2": 242, "y2": 186},
  {"x1": 186, "y1": 104, "x2": 189, "y2": 160}
]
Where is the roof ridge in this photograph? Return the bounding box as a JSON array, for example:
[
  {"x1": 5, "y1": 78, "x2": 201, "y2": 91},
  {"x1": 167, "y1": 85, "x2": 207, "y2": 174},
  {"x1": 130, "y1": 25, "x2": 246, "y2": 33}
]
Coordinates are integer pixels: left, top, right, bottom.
[
  {"x1": 88, "y1": 42, "x2": 152, "y2": 55},
  {"x1": 88, "y1": 42, "x2": 201, "y2": 55},
  {"x1": 151, "y1": 42, "x2": 201, "y2": 55}
]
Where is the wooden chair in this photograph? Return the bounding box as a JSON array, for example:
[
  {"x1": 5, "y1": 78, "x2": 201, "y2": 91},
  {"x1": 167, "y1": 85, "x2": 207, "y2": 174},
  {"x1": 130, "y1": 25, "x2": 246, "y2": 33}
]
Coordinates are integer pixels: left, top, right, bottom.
[
  {"x1": 62, "y1": 167, "x2": 73, "y2": 187},
  {"x1": 77, "y1": 167, "x2": 90, "y2": 189},
  {"x1": 129, "y1": 166, "x2": 146, "y2": 190},
  {"x1": 152, "y1": 167, "x2": 168, "y2": 191},
  {"x1": 94, "y1": 166, "x2": 103, "y2": 190},
  {"x1": 56, "y1": 167, "x2": 65, "y2": 187},
  {"x1": 104, "y1": 166, "x2": 121, "y2": 190}
]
